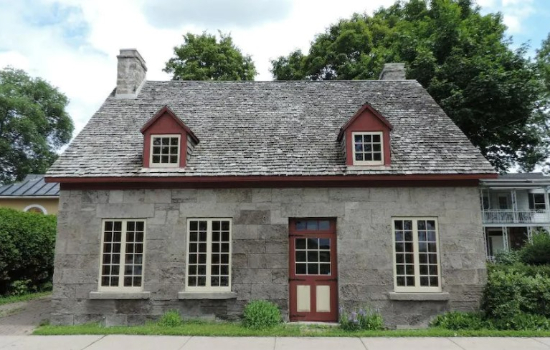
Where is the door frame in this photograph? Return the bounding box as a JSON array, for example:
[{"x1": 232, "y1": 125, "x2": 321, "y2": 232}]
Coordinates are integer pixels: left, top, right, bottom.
[{"x1": 288, "y1": 218, "x2": 338, "y2": 322}]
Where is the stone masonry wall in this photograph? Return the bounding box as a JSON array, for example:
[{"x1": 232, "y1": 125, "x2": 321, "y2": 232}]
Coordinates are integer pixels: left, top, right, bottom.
[{"x1": 52, "y1": 187, "x2": 486, "y2": 328}]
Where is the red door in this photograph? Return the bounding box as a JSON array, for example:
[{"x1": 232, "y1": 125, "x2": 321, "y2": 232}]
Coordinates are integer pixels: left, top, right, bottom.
[{"x1": 289, "y1": 218, "x2": 338, "y2": 322}]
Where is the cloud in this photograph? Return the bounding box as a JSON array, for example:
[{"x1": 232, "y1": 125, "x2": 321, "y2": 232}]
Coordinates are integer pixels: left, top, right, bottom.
[
  {"x1": 477, "y1": 0, "x2": 535, "y2": 34},
  {"x1": 142, "y1": 0, "x2": 294, "y2": 29}
]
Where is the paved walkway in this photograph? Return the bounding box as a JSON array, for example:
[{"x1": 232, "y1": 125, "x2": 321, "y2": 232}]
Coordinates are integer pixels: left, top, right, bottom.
[
  {"x1": 1, "y1": 336, "x2": 550, "y2": 350},
  {"x1": 0, "y1": 297, "x2": 51, "y2": 336}
]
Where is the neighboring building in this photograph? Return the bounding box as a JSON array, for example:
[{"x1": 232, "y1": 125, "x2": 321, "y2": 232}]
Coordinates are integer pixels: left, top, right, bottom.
[
  {"x1": 44, "y1": 49, "x2": 496, "y2": 328},
  {"x1": 0, "y1": 175, "x2": 59, "y2": 214},
  {"x1": 480, "y1": 173, "x2": 550, "y2": 260}
]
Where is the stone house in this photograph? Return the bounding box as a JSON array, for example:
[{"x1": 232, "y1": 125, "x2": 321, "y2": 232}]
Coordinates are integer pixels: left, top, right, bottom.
[{"x1": 45, "y1": 49, "x2": 496, "y2": 327}]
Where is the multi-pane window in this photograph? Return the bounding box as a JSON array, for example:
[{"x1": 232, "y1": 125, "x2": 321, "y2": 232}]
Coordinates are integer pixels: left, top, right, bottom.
[
  {"x1": 352, "y1": 132, "x2": 383, "y2": 165},
  {"x1": 187, "y1": 219, "x2": 231, "y2": 292},
  {"x1": 150, "y1": 135, "x2": 180, "y2": 167},
  {"x1": 295, "y1": 237, "x2": 331, "y2": 275},
  {"x1": 100, "y1": 220, "x2": 145, "y2": 291},
  {"x1": 529, "y1": 193, "x2": 546, "y2": 211},
  {"x1": 393, "y1": 218, "x2": 441, "y2": 292}
]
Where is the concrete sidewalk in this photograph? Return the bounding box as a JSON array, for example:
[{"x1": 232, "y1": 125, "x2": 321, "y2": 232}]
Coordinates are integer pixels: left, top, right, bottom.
[{"x1": 1, "y1": 336, "x2": 550, "y2": 350}]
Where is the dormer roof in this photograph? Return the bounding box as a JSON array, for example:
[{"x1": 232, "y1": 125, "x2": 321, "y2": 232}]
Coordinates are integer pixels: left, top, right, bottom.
[
  {"x1": 140, "y1": 105, "x2": 199, "y2": 144},
  {"x1": 337, "y1": 103, "x2": 393, "y2": 142}
]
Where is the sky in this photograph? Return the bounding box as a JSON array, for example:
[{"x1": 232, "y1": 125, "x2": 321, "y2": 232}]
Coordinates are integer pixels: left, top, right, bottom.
[{"x1": 0, "y1": 0, "x2": 549, "y2": 138}]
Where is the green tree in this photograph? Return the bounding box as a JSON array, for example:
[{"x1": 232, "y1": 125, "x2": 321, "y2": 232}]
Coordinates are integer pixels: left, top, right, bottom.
[
  {"x1": 0, "y1": 68, "x2": 73, "y2": 185},
  {"x1": 271, "y1": 0, "x2": 549, "y2": 172},
  {"x1": 165, "y1": 32, "x2": 257, "y2": 81}
]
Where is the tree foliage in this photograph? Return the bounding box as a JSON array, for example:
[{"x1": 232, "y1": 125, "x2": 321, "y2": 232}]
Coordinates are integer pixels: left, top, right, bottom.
[
  {"x1": 165, "y1": 32, "x2": 257, "y2": 81},
  {"x1": 0, "y1": 68, "x2": 73, "y2": 185},
  {"x1": 271, "y1": 0, "x2": 549, "y2": 172}
]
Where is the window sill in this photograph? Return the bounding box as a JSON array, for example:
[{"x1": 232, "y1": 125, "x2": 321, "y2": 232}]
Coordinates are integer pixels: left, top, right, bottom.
[
  {"x1": 89, "y1": 291, "x2": 151, "y2": 300},
  {"x1": 178, "y1": 292, "x2": 237, "y2": 300},
  {"x1": 388, "y1": 292, "x2": 450, "y2": 301}
]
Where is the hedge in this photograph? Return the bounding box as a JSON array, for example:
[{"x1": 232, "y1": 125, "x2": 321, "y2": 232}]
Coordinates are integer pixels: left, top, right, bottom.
[{"x1": 0, "y1": 208, "x2": 56, "y2": 295}]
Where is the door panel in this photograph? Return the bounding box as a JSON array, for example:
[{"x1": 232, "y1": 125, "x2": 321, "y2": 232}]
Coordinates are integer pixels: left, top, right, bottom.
[{"x1": 289, "y1": 218, "x2": 337, "y2": 322}]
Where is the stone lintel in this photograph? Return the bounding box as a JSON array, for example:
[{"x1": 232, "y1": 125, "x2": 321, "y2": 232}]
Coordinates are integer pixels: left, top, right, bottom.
[
  {"x1": 388, "y1": 292, "x2": 450, "y2": 301},
  {"x1": 89, "y1": 291, "x2": 151, "y2": 300},
  {"x1": 178, "y1": 292, "x2": 237, "y2": 300}
]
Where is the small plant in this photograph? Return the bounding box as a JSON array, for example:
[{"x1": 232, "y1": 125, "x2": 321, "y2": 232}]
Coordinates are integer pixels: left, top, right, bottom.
[
  {"x1": 430, "y1": 311, "x2": 490, "y2": 330},
  {"x1": 242, "y1": 300, "x2": 281, "y2": 329},
  {"x1": 339, "y1": 306, "x2": 384, "y2": 331},
  {"x1": 9, "y1": 280, "x2": 35, "y2": 296},
  {"x1": 492, "y1": 312, "x2": 550, "y2": 331},
  {"x1": 157, "y1": 310, "x2": 183, "y2": 327}
]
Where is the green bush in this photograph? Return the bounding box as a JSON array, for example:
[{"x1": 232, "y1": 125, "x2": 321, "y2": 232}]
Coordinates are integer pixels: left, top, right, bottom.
[
  {"x1": 520, "y1": 233, "x2": 550, "y2": 265},
  {"x1": 242, "y1": 300, "x2": 281, "y2": 329},
  {"x1": 157, "y1": 310, "x2": 183, "y2": 327},
  {"x1": 491, "y1": 312, "x2": 550, "y2": 331},
  {"x1": 430, "y1": 311, "x2": 489, "y2": 330},
  {"x1": 339, "y1": 306, "x2": 384, "y2": 331},
  {"x1": 494, "y1": 250, "x2": 521, "y2": 265},
  {"x1": 0, "y1": 208, "x2": 56, "y2": 295}
]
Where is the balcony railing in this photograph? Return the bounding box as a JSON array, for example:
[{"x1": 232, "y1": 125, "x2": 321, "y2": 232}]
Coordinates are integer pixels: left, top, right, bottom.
[{"x1": 482, "y1": 209, "x2": 550, "y2": 224}]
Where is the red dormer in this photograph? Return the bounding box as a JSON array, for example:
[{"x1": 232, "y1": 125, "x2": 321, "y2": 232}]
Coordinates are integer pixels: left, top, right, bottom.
[
  {"x1": 141, "y1": 106, "x2": 199, "y2": 168},
  {"x1": 337, "y1": 104, "x2": 392, "y2": 167}
]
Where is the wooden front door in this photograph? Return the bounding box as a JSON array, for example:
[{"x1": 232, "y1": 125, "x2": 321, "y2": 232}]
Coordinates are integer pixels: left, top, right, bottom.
[{"x1": 289, "y1": 218, "x2": 338, "y2": 322}]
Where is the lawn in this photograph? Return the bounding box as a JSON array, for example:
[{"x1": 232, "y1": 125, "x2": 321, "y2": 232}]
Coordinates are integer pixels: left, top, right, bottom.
[
  {"x1": 0, "y1": 291, "x2": 51, "y2": 306},
  {"x1": 34, "y1": 321, "x2": 550, "y2": 337}
]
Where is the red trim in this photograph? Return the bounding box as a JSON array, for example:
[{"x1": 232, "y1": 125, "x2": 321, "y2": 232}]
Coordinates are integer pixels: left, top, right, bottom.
[
  {"x1": 140, "y1": 105, "x2": 199, "y2": 143},
  {"x1": 337, "y1": 104, "x2": 393, "y2": 141},
  {"x1": 289, "y1": 218, "x2": 338, "y2": 322}
]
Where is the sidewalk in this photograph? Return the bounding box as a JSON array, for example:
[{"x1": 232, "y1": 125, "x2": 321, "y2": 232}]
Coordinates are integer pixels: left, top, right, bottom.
[{"x1": 1, "y1": 336, "x2": 550, "y2": 350}]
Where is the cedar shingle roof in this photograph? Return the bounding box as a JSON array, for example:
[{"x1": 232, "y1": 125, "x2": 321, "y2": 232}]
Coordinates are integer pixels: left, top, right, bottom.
[{"x1": 46, "y1": 80, "x2": 495, "y2": 178}]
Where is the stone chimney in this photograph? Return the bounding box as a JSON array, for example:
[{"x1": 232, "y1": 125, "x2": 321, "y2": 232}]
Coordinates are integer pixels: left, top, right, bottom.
[
  {"x1": 379, "y1": 63, "x2": 406, "y2": 80},
  {"x1": 116, "y1": 49, "x2": 147, "y2": 98}
]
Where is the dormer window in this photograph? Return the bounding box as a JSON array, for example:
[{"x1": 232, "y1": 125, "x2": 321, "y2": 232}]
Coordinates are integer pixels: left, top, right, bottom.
[
  {"x1": 151, "y1": 135, "x2": 180, "y2": 167},
  {"x1": 338, "y1": 104, "x2": 393, "y2": 167},
  {"x1": 353, "y1": 132, "x2": 383, "y2": 165},
  {"x1": 140, "y1": 106, "x2": 199, "y2": 169}
]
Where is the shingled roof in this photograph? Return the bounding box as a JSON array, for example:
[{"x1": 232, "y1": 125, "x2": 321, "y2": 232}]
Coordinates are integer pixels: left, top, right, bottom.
[{"x1": 46, "y1": 80, "x2": 495, "y2": 178}]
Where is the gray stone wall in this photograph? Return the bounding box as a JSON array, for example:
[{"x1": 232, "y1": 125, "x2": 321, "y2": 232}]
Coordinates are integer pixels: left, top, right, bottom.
[
  {"x1": 115, "y1": 49, "x2": 147, "y2": 98},
  {"x1": 52, "y1": 187, "x2": 486, "y2": 328}
]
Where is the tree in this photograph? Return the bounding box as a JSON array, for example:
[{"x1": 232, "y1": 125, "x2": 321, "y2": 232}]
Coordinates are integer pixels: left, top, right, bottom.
[
  {"x1": 271, "y1": 0, "x2": 549, "y2": 172},
  {"x1": 0, "y1": 68, "x2": 73, "y2": 185},
  {"x1": 164, "y1": 32, "x2": 257, "y2": 81}
]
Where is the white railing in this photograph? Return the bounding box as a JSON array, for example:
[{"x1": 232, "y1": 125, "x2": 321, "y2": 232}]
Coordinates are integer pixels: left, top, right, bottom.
[{"x1": 482, "y1": 209, "x2": 550, "y2": 224}]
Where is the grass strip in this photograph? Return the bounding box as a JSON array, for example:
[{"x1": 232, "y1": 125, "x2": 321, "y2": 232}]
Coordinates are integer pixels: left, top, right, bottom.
[
  {"x1": 0, "y1": 291, "x2": 51, "y2": 306},
  {"x1": 34, "y1": 322, "x2": 550, "y2": 337}
]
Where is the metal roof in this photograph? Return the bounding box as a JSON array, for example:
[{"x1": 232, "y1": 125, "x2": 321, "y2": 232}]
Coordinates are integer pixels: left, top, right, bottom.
[{"x1": 0, "y1": 175, "x2": 59, "y2": 197}]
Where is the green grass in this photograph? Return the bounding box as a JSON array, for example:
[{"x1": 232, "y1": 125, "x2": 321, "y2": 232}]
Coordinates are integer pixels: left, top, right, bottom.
[
  {"x1": 33, "y1": 321, "x2": 550, "y2": 337},
  {"x1": 0, "y1": 291, "x2": 51, "y2": 306}
]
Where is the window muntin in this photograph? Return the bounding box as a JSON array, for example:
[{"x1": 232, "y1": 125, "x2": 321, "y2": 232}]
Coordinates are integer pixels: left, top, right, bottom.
[
  {"x1": 24, "y1": 204, "x2": 47, "y2": 214},
  {"x1": 393, "y1": 218, "x2": 441, "y2": 293},
  {"x1": 295, "y1": 237, "x2": 331, "y2": 275},
  {"x1": 150, "y1": 135, "x2": 180, "y2": 167},
  {"x1": 529, "y1": 193, "x2": 546, "y2": 211},
  {"x1": 100, "y1": 220, "x2": 145, "y2": 291},
  {"x1": 186, "y1": 219, "x2": 231, "y2": 292},
  {"x1": 352, "y1": 132, "x2": 384, "y2": 165}
]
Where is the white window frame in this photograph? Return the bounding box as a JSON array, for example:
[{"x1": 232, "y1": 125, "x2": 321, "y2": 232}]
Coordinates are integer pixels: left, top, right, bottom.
[
  {"x1": 149, "y1": 134, "x2": 181, "y2": 168},
  {"x1": 98, "y1": 219, "x2": 146, "y2": 292},
  {"x1": 24, "y1": 204, "x2": 47, "y2": 214},
  {"x1": 351, "y1": 131, "x2": 384, "y2": 166},
  {"x1": 186, "y1": 218, "x2": 232, "y2": 293},
  {"x1": 530, "y1": 193, "x2": 546, "y2": 211},
  {"x1": 392, "y1": 217, "x2": 441, "y2": 293}
]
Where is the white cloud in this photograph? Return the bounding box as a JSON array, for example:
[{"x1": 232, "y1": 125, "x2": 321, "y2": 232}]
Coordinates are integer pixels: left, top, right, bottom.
[{"x1": 0, "y1": 0, "x2": 539, "y2": 141}]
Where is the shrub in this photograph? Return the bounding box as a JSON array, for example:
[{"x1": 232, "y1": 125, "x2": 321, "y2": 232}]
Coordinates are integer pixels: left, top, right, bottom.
[
  {"x1": 242, "y1": 300, "x2": 281, "y2": 329},
  {"x1": 157, "y1": 310, "x2": 183, "y2": 327},
  {"x1": 339, "y1": 306, "x2": 384, "y2": 331},
  {"x1": 0, "y1": 208, "x2": 56, "y2": 295},
  {"x1": 494, "y1": 250, "x2": 521, "y2": 265},
  {"x1": 482, "y1": 264, "x2": 550, "y2": 319},
  {"x1": 9, "y1": 280, "x2": 35, "y2": 296},
  {"x1": 520, "y1": 233, "x2": 550, "y2": 265},
  {"x1": 430, "y1": 311, "x2": 490, "y2": 330},
  {"x1": 492, "y1": 312, "x2": 550, "y2": 331}
]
